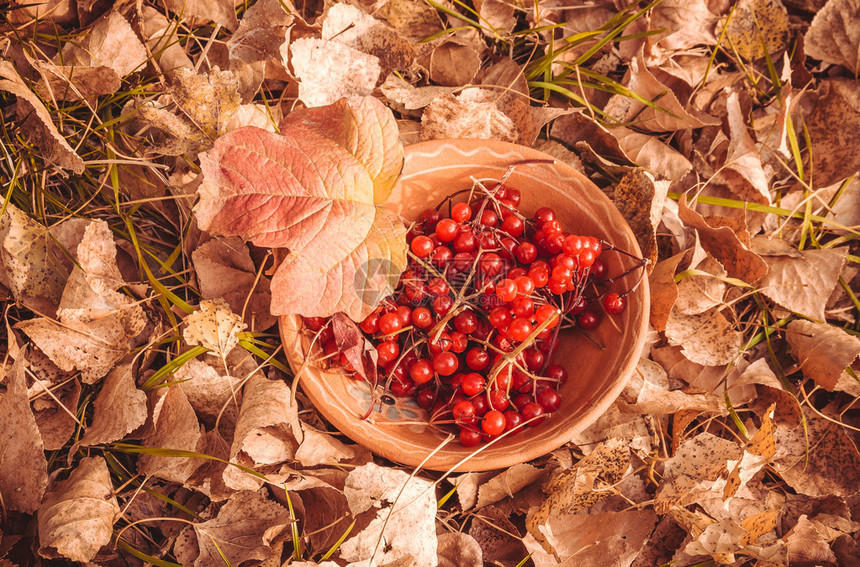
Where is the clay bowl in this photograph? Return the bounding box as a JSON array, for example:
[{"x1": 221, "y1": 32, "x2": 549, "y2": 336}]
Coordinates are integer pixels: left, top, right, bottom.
[{"x1": 279, "y1": 138, "x2": 649, "y2": 472}]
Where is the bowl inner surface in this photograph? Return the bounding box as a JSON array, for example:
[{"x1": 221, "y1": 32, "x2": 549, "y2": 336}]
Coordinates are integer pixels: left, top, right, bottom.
[{"x1": 280, "y1": 139, "x2": 649, "y2": 472}]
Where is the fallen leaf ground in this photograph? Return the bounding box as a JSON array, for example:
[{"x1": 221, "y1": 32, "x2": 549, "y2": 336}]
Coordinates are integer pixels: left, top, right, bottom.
[{"x1": 1, "y1": 0, "x2": 860, "y2": 565}]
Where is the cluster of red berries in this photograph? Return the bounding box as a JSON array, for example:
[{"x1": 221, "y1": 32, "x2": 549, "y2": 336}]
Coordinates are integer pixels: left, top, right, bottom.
[{"x1": 306, "y1": 184, "x2": 630, "y2": 447}]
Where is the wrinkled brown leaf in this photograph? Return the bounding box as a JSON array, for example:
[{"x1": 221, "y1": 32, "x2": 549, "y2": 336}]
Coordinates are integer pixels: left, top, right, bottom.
[
  {"x1": 665, "y1": 307, "x2": 742, "y2": 366},
  {"x1": 0, "y1": 357, "x2": 48, "y2": 513},
  {"x1": 138, "y1": 386, "x2": 206, "y2": 483},
  {"x1": 59, "y1": 10, "x2": 148, "y2": 78},
  {"x1": 79, "y1": 362, "x2": 147, "y2": 446},
  {"x1": 758, "y1": 245, "x2": 847, "y2": 320},
  {"x1": 183, "y1": 298, "x2": 246, "y2": 357},
  {"x1": 612, "y1": 169, "x2": 667, "y2": 268},
  {"x1": 429, "y1": 41, "x2": 481, "y2": 86},
  {"x1": 0, "y1": 61, "x2": 84, "y2": 173},
  {"x1": 649, "y1": 251, "x2": 686, "y2": 332},
  {"x1": 786, "y1": 319, "x2": 860, "y2": 390},
  {"x1": 622, "y1": 358, "x2": 721, "y2": 414},
  {"x1": 37, "y1": 456, "x2": 120, "y2": 562},
  {"x1": 805, "y1": 0, "x2": 860, "y2": 74},
  {"x1": 223, "y1": 373, "x2": 297, "y2": 491},
  {"x1": 32, "y1": 379, "x2": 80, "y2": 451},
  {"x1": 540, "y1": 510, "x2": 657, "y2": 566},
  {"x1": 287, "y1": 37, "x2": 381, "y2": 108},
  {"x1": 805, "y1": 78, "x2": 860, "y2": 186},
  {"x1": 437, "y1": 532, "x2": 482, "y2": 567},
  {"x1": 421, "y1": 87, "x2": 518, "y2": 142},
  {"x1": 725, "y1": 0, "x2": 790, "y2": 60}
]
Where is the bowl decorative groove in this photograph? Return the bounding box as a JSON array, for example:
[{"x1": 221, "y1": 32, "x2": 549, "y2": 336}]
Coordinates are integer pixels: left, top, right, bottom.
[{"x1": 279, "y1": 138, "x2": 649, "y2": 472}]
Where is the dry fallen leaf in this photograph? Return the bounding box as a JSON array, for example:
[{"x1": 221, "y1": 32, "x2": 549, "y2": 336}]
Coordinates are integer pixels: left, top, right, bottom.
[
  {"x1": 437, "y1": 531, "x2": 483, "y2": 567},
  {"x1": 32, "y1": 378, "x2": 81, "y2": 451},
  {"x1": 178, "y1": 489, "x2": 291, "y2": 566},
  {"x1": 540, "y1": 510, "x2": 657, "y2": 566},
  {"x1": 527, "y1": 438, "x2": 630, "y2": 552},
  {"x1": 621, "y1": 357, "x2": 720, "y2": 414},
  {"x1": 421, "y1": 87, "x2": 518, "y2": 142},
  {"x1": 804, "y1": 0, "x2": 860, "y2": 74},
  {"x1": 0, "y1": 61, "x2": 84, "y2": 173},
  {"x1": 174, "y1": 357, "x2": 242, "y2": 432},
  {"x1": 476, "y1": 464, "x2": 546, "y2": 510},
  {"x1": 612, "y1": 169, "x2": 668, "y2": 268},
  {"x1": 222, "y1": 373, "x2": 297, "y2": 491},
  {"x1": 604, "y1": 53, "x2": 719, "y2": 132},
  {"x1": 37, "y1": 456, "x2": 120, "y2": 562},
  {"x1": 162, "y1": 0, "x2": 239, "y2": 31},
  {"x1": 341, "y1": 462, "x2": 437, "y2": 566},
  {"x1": 183, "y1": 298, "x2": 247, "y2": 357},
  {"x1": 649, "y1": 0, "x2": 719, "y2": 52},
  {"x1": 0, "y1": 357, "x2": 49, "y2": 514},
  {"x1": 805, "y1": 78, "x2": 860, "y2": 186},
  {"x1": 757, "y1": 245, "x2": 847, "y2": 321},
  {"x1": 429, "y1": 41, "x2": 482, "y2": 86},
  {"x1": 725, "y1": 0, "x2": 790, "y2": 60},
  {"x1": 665, "y1": 307, "x2": 742, "y2": 366},
  {"x1": 648, "y1": 251, "x2": 686, "y2": 332},
  {"x1": 59, "y1": 9, "x2": 148, "y2": 78},
  {"x1": 719, "y1": 90, "x2": 771, "y2": 203},
  {"x1": 287, "y1": 37, "x2": 381, "y2": 108},
  {"x1": 79, "y1": 362, "x2": 147, "y2": 446},
  {"x1": 138, "y1": 386, "x2": 207, "y2": 484},
  {"x1": 785, "y1": 319, "x2": 860, "y2": 390},
  {"x1": 294, "y1": 425, "x2": 357, "y2": 467},
  {"x1": 612, "y1": 127, "x2": 693, "y2": 185}
]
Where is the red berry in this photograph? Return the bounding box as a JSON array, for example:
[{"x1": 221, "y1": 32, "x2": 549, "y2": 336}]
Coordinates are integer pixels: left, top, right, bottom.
[
  {"x1": 579, "y1": 248, "x2": 596, "y2": 268},
  {"x1": 535, "y1": 387, "x2": 561, "y2": 412},
  {"x1": 512, "y1": 297, "x2": 534, "y2": 319},
  {"x1": 427, "y1": 277, "x2": 449, "y2": 296},
  {"x1": 535, "y1": 304, "x2": 560, "y2": 328},
  {"x1": 430, "y1": 245, "x2": 452, "y2": 267},
  {"x1": 512, "y1": 393, "x2": 532, "y2": 410},
  {"x1": 603, "y1": 292, "x2": 627, "y2": 314},
  {"x1": 521, "y1": 402, "x2": 545, "y2": 426},
  {"x1": 454, "y1": 310, "x2": 478, "y2": 334},
  {"x1": 376, "y1": 340, "x2": 400, "y2": 365},
  {"x1": 533, "y1": 207, "x2": 555, "y2": 227},
  {"x1": 562, "y1": 235, "x2": 584, "y2": 257},
  {"x1": 459, "y1": 427, "x2": 482, "y2": 447},
  {"x1": 412, "y1": 307, "x2": 434, "y2": 329},
  {"x1": 515, "y1": 242, "x2": 537, "y2": 264},
  {"x1": 545, "y1": 364, "x2": 568, "y2": 383},
  {"x1": 508, "y1": 318, "x2": 534, "y2": 341},
  {"x1": 487, "y1": 389, "x2": 509, "y2": 411},
  {"x1": 466, "y1": 347, "x2": 490, "y2": 371},
  {"x1": 488, "y1": 307, "x2": 512, "y2": 331},
  {"x1": 591, "y1": 259, "x2": 608, "y2": 280},
  {"x1": 578, "y1": 310, "x2": 601, "y2": 330},
  {"x1": 528, "y1": 266, "x2": 549, "y2": 288},
  {"x1": 495, "y1": 279, "x2": 518, "y2": 302},
  {"x1": 481, "y1": 410, "x2": 506, "y2": 435},
  {"x1": 360, "y1": 312, "x2": 380, "y2": 334},
  {"x1": 501, "y1": 215, "x2": 524, "y2": 237},
  {"x1": 451, "y1": 202, "x2": 472, "y2": 222},
  {"x1": 450, "y1": 331, "x2": 469, "y2": 353},
  {"x1": 480, "y1": 253, "x2": 503, "y2": 276},
  {"x1": 416, "y1": 388, "x2": 437, "y2": 409},
  {"x1": 411, "y1": 235, "x2": 434, "y2": 258},
  {"x1": 479, "y1": 209, "x2": 498, "y2": 227},
  {"x1": 461, "y1": 373, "x2": 485, "y2": 396},
  {"x1": 395, "y1": 305, "x2": 412, "y2": 327},
  {"x1": 304, "y1": 316, "x2": 326, "y2": 331},
  {"x1": 506, "y1": 188, "x2": 521, "y2": 206},
  {"x1": 433, "y1": 295, "x2": 454, "y2": 316},
  {"x1": 452, "y1": 400, "x2": 476, "y2": 421},
  {"x1": 453, "y1": 231, "x2": 477, "y2": 253},
  {"x1": 428, "y1": 332, "x2": 453, "y2": 353},
  {"x1": 378, "y1": 312, "x2": 403, "y2": 335},
  {"x1": 433, "y1": 351, "x2": 459, "y2": 376},
  {"x1": 514, "y1": 275, "x2": 535, "y2": 296},
  {"x1": 435, "y1": 218, "x2": 459, "y2": 242},
  {"x1": 410, "y1": 359, "x2": 435, "y2": 384},
  {"x1": 504, "y1": 411, "x2": 523, "y2": 432}
]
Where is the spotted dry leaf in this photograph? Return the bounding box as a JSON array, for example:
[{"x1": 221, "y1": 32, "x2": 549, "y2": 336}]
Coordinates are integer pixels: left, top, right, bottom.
[
  {"x1": 59, "y1": 9, "x2": 148, "y2": 78},
  {"x1": 785, "y1": 319, "x2": 860, "y2": 390},
  {"x1": 730, "y1": 358, "x2": 802, "y2": 426},
  {"x1": 773, "y1": 410, "x2": 860, "y2": 498},
  {"x1": 621, "y1": 358, "x2": 720, "y2": 415},
  {"x1": 649, "y1": 0, "x2": 719, "y2": 51},
  {"x1": 183, "y1": 298, "x2": 246, "y2": 357},
  {"x1": 654, "y1": 433, "x2": 743, "y2": 513},
  {"x1": 380, "y1": 74, "x2": 459, "y2": 111},
  {"x1": 612, "y1": 127, "x2": 693, "y2": 185},
  {"x1": 805, "y1": 78, "x2": 860, "y2": 187},
  {"x1": 725, "y1": 0, "x2": 790, "y2": 60},
  {"x1": 37, "y1": 456, "x2": 120, "y2": 563},
  {"x1": 429, "y1": 41, "x2": 482, "y2": 86},
  {"x1": 674, "y1": 256, "x2": 727, "y2": 316},
  {"x1": 322, "y1": 3, "x2": 414, "y2": 76},
  {"x1": 612, "y1": 169, "x2": 667, "y2": 269},
  {"x1": 665, "y1": 307, "x2": 742, "y2": 366},
  {"x1": 539, "y1": 510, "x2": 658, "y2": 566},
  {"x1": 678, "y1": 194, "x2": 767, "y2": 284},
  {"x1": 0, "y1": 61, "x2": 84, "y2": 173},
  {"x1": 0, "y1": 357, "x2": 48, "y2": 513},
  {"x1": 758, "y1": 246, "x2": 847, "y2": 321},
  {"x1": 476, "y1": 463, "x2": 547, "y2": 509},
  {"x1": 163, "y1": 0, "x2": 239, "y2": 30},
  {"x1": 526, "y1": 438, "x2": 630, "y2": 552},
  {"x1": 437, "y1": 532, "x2": 483, "y2": 567},
  {"x1": 805, "y1": 0, "x2": 860, "y2": 74},
  {"x1": 719, "y1": 90, "x2": 770, "y2": 203},
  {"x1": 33, "y1": 379, "x2": 81, "y2": 451},
  {"x1": 32, "y1": 61, "x2": 120, "y2": 102}
]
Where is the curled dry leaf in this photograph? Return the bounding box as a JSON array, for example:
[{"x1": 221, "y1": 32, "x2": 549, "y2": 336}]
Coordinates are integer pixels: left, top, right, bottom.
[
  {"x1": 612, "y1": 127, "x2": 693, "y2": 184},
  {"x1": 621, "y1": 358, "x2": 720, "y2": 414},
  {"x1": 37, "y1": 456, "x2": 120, "y2": 563},
  {"x1": 437, "y1": 532, "x2": 483, "y2": 567},
  {"x1": 429, "y1": 41, "x2": 482, "y2": 86},
  {"x1": 196, "y1": 96, "x2": 407, "y2": 320},
  {"x1": 174, "y1": 358, "x2": 242, "y2": 431},
  {"x1": 183, "y1": 298, "x2": 246, "y2": 357},
  {"x1": 0, "y1": 357, "x2": 48, "y2": 513},
  {"x1": 720, "y1": 90, "x2": 771, "y2": 203},
  {"x1": 611, "y1": 169, "x2": 667, "y2": 268},
  {"x1": 785, "y1": 319, "x2": 860, "y2": 390},
  {"x1": 421, "y1": 88, "x2": 518, "y2": 143},
  {"x1": 141, "y1": 6, "x2": 193, "y2": 73},
  {"x1": 757, "y1": 245, "x2": 847, "y2": 321},
  {"x1": 17, "y1": 220, "x2": 147, "y2": 382},
  {"x1": 678, "y1": 194, "x2": 767, "y2": 284},
  {"x1": 228, "y1": 0, "x2": 294, "y2": 70},
  {"x1": 294, "y1": 426, "x2": 357, "y2": 467},
  {"x1": 32, "y1": 62, "x2": 120, "y2": 102},
  {"x1": 138, "y1": 386, "x2": 206, "y2": 484},
  {"x1": 191, "y1": 236, "x2": 275, "y2": 331},
  {"x1": 648, "y1": 251, "x2": 686, "y2": 332},
  {"x1": 79, "y1": 362, "x2": 147, "y2": 446},
  {"x1": 649, "y1": 0, "x2": 719, "y2": 51},
  {"x1": 288, "y1": 37, "x2": 381, "y2": 108},
  {"x1": 527, "y1": 438, "x2": 630, "y2": 552},
  {"x1": 59, "y1": 10, "x2": 148, "y2": 78},
  {"x1": 665, "y1": 307, "x2": 742, "y2": 366},
  {"x1": 179, "y1": 489, "x2": 291, "y2": 567},
  {"x1": 476, "y1": 463, "x2": 547, "y2": 510},
  {"x1": 604, "y1": 53, "x2": 719, "y2": 132},
  {"x1": 725, "y1": 0, "x2": 790, "y2": 61},
  {"x1": 223, "y1": 373, "x2": 297, "y2": 491},
  {"x1": 0, "y1": 61, "x2": 84, "y2": 174},
  {"x1": 341, "y1": 462, "x2": 437, "y2": 566},
  {"x1": 0, "y1": 200, "x2": 73, "y2": 314},
  {"x1": 539, "y1": 510, "x2": 657, "y2": 566},
  {"x1": 380, "y1": 74, "x2": 459, "y2": 111},
  {"x1": 804, "y1": 0, "x2": 860, "y2": 74}
]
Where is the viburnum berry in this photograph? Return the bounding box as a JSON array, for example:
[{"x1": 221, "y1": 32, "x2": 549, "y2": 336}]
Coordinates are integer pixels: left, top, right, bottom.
[
  {"x1": 411, "y1": 235, "x2": 434, "y2": 258},
  {"x1": 461, "y1": 373, "x2": 485, "y2": 396},
  {"x1": 410, "y1": 359, "x2": 435, "y2": 384},
  {"x1": 481, "y1": 410, "x2": 506, "y2": 435},
  {"x1": 451, "y1": 202, "x2": 472, "y2": 222},
  {"x1": 435, "y1": 218, "x2": 459, "y2": 242},
  {"x1": 603, "y1": 292, "x2": 627, "y2": 314}
]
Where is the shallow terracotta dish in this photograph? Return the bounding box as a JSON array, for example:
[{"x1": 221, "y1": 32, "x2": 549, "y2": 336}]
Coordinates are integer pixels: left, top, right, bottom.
[{"x1": 279, "y1": 138, "x2": 649, "y2": 472}]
